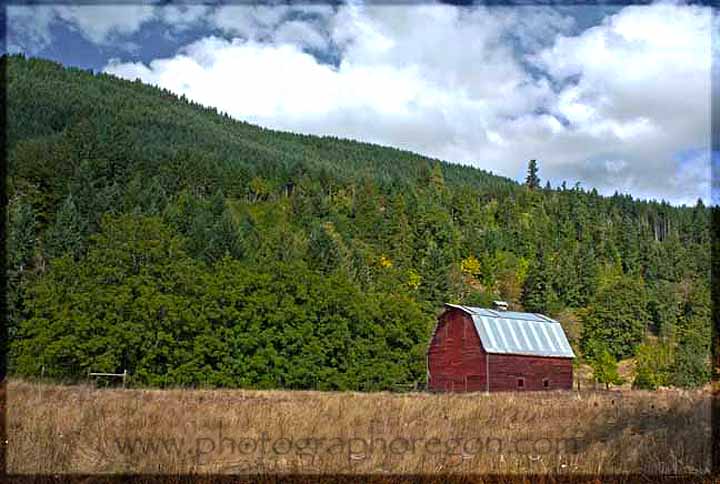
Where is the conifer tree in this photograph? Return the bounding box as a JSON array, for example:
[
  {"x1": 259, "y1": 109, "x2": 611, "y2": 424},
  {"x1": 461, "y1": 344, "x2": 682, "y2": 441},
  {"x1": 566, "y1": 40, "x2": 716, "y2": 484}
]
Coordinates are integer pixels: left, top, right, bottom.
[
  {"x1": 45, "y1": 193, "x2": 87, "y2": 260},
  {"x1": 525, "y1": 159, "x2": 540, "y2": 190}
]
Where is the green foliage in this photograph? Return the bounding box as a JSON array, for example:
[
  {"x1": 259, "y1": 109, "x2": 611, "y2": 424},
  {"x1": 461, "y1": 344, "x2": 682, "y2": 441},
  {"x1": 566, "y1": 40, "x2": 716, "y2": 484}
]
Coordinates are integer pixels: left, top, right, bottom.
[
  {"x1": 632, "y1": 340, "x2": 673, "y2": 390},
  {"x1": 7, "y1": 196, "x2": 38, "y2": 342},
  {"x1": 44, "y1": 193, "x2": 87, "y2": 260},
  {"x1": 670, "y1": 328, "x2": 711, "y2": 389},
  {"x1": 164, "y1": 189, "x2": 242, "y2": 262},
  {"x1": 10, "y1": 215, "x2": 432, "y2": 389},
  {"x1": 646, "y1": 281, "x2": 681, "y2": 338},
  {"x1": 521, "y1": 248, "x2": 560, "y2": 314},
  {"x1": 580, "y1": 274, "x2": 649, "y2": 360},
  {"x1": 587, "y1": 345, "x2": 624, "y2": 389},
  {"x1": 8, "y1": 197, "x2": 37, "y2": 271}
]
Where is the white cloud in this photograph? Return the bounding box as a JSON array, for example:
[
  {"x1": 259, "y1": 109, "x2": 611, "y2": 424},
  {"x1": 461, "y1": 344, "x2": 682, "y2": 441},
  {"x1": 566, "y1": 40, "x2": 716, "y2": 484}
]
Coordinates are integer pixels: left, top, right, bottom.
[
  {"x1": 157, "y1": 5, "x2": 212, "y2": 34},
  {"x1": 211, "y1": 5, "x2": 290, "y2": 37},
  {"x1": 6, "y1": 6, "x2": 58, "y2": 53},
  {"x1": 274, "y1": 20, "x2": 329, "y2": 51},
  {"x1": 54, "y1": 6, "x2": 156, "y2": 44}
]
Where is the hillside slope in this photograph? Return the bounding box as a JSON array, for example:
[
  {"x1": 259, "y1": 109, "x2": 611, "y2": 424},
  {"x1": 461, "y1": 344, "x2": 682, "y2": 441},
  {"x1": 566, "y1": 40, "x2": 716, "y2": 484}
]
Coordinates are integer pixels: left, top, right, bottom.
[{"x1": 5, "y1": 55, "x2": 712, "y2": 390}]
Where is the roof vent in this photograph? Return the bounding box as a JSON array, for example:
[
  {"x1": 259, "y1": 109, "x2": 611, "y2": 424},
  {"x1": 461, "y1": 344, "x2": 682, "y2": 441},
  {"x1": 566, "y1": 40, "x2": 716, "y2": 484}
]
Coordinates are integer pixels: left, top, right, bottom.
[{"x1": 492, "y1": 300, "x2": 509, "y2": 311}]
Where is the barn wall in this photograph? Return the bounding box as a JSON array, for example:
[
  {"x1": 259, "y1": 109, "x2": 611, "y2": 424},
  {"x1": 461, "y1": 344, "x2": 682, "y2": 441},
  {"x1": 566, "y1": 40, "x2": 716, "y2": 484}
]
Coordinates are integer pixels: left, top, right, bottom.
[
  {"x1": 488, "y1": 353, "x2": 573, "y2": 392},
  {"x1": 427, "y1": 309, "x2": 487, "y2": 392},
  {"x1": 427, "y1": 307, "x2": 574, "y2": 393}
]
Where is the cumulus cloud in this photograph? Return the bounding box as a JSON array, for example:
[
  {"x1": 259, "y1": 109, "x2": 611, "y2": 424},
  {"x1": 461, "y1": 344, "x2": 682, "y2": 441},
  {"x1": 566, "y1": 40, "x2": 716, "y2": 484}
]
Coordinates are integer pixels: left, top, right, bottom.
[{"x1": 528, "y1": 3, "x2": 712, "y2": 204}]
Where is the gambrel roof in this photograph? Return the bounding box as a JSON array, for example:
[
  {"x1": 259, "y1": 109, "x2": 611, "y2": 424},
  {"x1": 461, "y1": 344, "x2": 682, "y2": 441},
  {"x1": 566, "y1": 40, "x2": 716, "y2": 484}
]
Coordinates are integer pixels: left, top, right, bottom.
[{"x1": 444, "y1": 304, "x2": 575, "y2": 359}]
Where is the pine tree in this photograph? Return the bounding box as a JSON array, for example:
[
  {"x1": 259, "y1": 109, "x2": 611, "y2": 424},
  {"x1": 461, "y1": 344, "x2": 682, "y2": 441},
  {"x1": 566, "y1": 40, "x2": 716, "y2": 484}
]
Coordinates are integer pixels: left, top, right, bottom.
[
  {"x1": 525, "y1": 159, "x2": 540, "y2": 190},
  {"x1": 670, "y1": 328, "x2": 710, "y2": 388},
  {"x1": 45, "y1": 193, "x2": 87, "y2": 260},
  {"x1": 521, "y1": 248, "x2": 559, "y2": 314},
  {"x1": 8, "y1": 198, "x2": 37, "y2": 271}
]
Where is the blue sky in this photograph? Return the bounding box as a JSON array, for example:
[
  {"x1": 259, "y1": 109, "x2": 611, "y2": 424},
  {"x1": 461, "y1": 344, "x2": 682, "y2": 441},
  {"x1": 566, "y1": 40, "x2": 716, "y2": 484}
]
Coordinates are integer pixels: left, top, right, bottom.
[{"x1": 7, "y1": 1, "x2": 716, "y2": 206}]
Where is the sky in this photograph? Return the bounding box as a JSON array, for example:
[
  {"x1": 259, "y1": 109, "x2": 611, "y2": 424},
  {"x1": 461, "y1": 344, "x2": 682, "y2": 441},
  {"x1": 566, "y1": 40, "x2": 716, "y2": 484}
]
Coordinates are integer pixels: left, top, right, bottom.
[{"x1": 7, "y1": 1, "x2": 718, "y2": 206}]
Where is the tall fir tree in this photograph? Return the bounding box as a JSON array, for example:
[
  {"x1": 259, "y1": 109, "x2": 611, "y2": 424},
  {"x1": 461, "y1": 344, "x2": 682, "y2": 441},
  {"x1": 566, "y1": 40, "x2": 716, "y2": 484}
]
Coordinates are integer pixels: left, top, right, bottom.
[{"x1": 525, "y1": 159, "x2": 540, "y2": 190}]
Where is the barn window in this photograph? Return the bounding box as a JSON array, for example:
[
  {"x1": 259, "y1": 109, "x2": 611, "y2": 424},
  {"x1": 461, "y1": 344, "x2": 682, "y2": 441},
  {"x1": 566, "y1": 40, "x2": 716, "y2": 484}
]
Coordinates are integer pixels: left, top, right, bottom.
[
  {"x1": 543, "y1": 378, "x2": 550, "y2": 389},
  {"x1": 517, "y1": 377, "x2": 525, "y2": 389}
]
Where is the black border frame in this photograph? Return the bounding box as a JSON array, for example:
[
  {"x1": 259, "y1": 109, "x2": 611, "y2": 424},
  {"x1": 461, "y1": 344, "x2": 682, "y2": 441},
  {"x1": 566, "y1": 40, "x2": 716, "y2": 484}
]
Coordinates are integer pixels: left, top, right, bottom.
[{"x1": 1, "y1": 1, "x2": 717, "y2": 481}]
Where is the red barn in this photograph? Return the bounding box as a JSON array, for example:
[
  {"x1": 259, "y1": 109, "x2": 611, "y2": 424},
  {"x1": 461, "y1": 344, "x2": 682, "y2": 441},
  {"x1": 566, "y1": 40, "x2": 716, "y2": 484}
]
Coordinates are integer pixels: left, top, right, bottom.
[{"x1": 427, "y1": 304, "x2": 574, "y2": 392}]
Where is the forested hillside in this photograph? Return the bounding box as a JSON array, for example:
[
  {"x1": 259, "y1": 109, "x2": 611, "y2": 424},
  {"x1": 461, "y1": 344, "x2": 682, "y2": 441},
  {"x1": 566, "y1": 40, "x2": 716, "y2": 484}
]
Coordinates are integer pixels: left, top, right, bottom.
[{"x1": 5, "y1": 55, "x2": 713, "y2": 390}]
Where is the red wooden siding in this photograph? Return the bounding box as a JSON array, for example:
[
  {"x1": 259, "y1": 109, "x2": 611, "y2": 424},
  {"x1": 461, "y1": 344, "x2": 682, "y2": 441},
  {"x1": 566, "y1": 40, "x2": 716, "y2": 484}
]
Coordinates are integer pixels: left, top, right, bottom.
[
  {"x1": 487, "y1": 353, "x2": 573, "y2": 391},
  {"x1": 427, "y1": 309, "x2": 487, "y2": 392},
  {"x1": 427, "y1": 307, "x2": 573, "y2": 392}
]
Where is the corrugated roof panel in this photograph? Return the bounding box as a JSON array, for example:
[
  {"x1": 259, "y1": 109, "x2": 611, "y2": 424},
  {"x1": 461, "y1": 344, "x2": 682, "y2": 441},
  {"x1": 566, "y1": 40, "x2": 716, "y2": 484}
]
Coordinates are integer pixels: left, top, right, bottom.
[
  {"x1": 507, "y1": 321, "x2": 521, "y2": 351},
  {"x1": 524, "y1": 322, "x2": 541, "y2": 351},
  {"x1": 534, "y1": 323, "x2": 554, "y2": 351},
  {"x1": 551, "y1": 324, "x2": 573, "y2": 354},
  {"x1": 469, "y1": 312, "x2": 574, "y2": 358},
  {"x1": 478, "y1": 317, "x2": 499, "y2": 351},
  {"x1": 512, "y1": 319, "x2": 527, "y2": 351},
  {"x1": 544, "y1": 323, "x2": 563, "y2": 352},
  {"x1": 494, "y1": 318, "x2": 511, "y2": 349},
  {"x1": 518, "y1": 322, "x2": 535, "y2": 351},
  {"x1": 505, "y1": 319, "x2": 519, "y2": 350}
]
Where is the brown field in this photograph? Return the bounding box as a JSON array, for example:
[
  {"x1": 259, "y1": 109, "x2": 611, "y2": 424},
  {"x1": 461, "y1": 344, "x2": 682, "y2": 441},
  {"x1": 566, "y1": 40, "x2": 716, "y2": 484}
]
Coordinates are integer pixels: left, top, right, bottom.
[{"x1": 6, "y1": 379, "x2": 712, "y2": 478}]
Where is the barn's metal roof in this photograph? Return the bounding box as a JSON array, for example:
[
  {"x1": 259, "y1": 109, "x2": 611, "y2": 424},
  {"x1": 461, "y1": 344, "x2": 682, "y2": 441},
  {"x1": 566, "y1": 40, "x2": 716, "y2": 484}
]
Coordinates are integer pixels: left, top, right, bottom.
[{"x1": 444, "y1": 304, "x2": 575, "y2": 358}]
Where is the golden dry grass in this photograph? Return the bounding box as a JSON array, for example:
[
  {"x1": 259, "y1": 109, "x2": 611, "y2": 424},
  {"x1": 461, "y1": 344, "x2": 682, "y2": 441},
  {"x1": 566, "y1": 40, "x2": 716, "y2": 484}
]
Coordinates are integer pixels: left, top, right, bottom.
[{"x1": 6, "y1": 379, "x2": 712, "y2": 477}]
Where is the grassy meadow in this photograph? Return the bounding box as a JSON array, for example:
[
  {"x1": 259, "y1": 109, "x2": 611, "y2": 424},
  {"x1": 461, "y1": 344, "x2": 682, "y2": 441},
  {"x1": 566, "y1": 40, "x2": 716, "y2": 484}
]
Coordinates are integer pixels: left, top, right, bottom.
[{"x1": 6, "y1": 379, "x2": 711, "y2": 477}]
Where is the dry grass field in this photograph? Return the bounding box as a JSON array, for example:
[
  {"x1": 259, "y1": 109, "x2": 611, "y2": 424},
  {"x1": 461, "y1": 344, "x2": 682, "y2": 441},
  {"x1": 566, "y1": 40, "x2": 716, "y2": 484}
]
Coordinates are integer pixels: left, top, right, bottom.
[{"x1": 6, "y1": 379, "x2": 712, "y2": 478}]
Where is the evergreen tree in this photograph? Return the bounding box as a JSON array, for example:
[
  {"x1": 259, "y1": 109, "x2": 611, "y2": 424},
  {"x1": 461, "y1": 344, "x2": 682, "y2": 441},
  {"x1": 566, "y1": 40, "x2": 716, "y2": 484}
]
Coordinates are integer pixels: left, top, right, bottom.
[
  {"x1": 670, "y1": 329, "x2": 710, "y2": 388},
  {"x1": 7, "y1": 198, "x2": 37, "y2": 271},
  {"x1": 580, "y1": 274, "x2": 649, "y2": 359},
  {"x1": 45, "y1": 193, "x2": 87, "y2": 260},
  {"x1": 525, "y1": 159, "x2": 540, "y2": 190},
  {"x1": 522, "y1": 247, "x2": 559, "y2": 314}
]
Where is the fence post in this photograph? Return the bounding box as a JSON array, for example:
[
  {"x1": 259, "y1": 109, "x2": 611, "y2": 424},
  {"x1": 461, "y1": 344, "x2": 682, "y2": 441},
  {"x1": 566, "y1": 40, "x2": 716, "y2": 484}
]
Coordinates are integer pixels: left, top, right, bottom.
[{"x1": 122, "y1": 369, "x2": 127, "y2": 388}]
